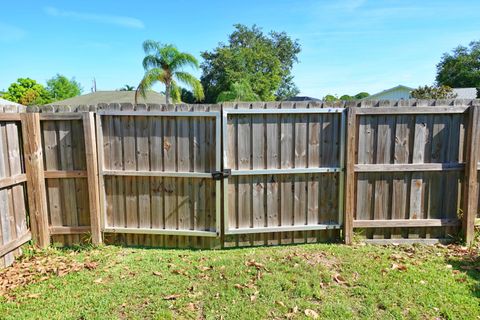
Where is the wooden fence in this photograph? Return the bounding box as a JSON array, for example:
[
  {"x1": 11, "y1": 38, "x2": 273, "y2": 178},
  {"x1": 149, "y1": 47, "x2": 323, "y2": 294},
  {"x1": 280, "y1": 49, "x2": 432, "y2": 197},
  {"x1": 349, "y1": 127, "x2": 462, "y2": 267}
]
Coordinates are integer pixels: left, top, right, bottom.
[{"x1": 0, "y1": 100, "x2": 479, "y2": 264}]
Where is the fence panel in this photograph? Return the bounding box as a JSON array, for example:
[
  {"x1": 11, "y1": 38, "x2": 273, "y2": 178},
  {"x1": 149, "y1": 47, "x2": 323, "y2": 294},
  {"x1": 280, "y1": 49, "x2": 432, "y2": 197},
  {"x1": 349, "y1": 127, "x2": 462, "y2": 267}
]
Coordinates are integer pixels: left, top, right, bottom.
[
  {"x1": 97, "y1": 103, "x2": 221, "y2": 248},
  {"x1": 350, "y1": 100, "x2": 468, "y2": 243},
  {"x1": 222, "y1": 102, "x2": 345, "y2": 246},
  {"x1": 0, "y1": 106, "x2": 29, "y2": 268}
]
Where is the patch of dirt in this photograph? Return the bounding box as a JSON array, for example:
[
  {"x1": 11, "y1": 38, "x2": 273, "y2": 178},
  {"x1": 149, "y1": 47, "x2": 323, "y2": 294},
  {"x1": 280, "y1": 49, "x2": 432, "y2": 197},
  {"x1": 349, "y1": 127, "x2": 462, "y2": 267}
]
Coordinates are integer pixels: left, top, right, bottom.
[
  {"x1": 0, "y1": 252, "x2": 97, "y2": 298},
  {"x1": 283, "y1": 251, "x2": 340, "y2": 269}
]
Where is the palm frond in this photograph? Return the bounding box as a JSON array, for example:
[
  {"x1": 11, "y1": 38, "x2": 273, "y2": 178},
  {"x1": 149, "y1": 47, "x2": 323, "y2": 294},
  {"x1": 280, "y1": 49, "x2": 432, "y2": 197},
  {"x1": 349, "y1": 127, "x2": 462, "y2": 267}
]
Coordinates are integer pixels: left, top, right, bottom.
[
  {"x1": 142, "y1": 54, "x2": 161, "y2": 70},
  {"x1": 170, "y1": 80, "x2": 181, "y2": 103},
  {"x1": 174, "y1": 71, "x2": 205, "y2": 101},
  {"x1": 171, "y1": 52, "x2": 200, "y2": 71},
  {"x1": 135, "y1": 68, "x2": 167, "y2": 104}
]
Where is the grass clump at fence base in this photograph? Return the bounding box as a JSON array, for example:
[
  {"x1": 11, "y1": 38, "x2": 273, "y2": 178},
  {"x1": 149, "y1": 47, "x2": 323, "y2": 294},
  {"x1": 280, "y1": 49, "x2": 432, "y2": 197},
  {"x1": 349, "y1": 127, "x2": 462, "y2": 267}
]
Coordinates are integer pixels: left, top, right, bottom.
[{"x1": 0, "y1": 243, "x2": 478, "y2": 319}]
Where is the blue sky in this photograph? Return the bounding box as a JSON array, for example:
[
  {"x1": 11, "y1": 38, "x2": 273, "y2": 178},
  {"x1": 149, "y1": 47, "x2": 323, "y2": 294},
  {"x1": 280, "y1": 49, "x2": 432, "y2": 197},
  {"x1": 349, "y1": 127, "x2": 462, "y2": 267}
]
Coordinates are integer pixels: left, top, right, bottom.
[{"x1": 1, "y1": 0, "x2": 479, "y2": 98}]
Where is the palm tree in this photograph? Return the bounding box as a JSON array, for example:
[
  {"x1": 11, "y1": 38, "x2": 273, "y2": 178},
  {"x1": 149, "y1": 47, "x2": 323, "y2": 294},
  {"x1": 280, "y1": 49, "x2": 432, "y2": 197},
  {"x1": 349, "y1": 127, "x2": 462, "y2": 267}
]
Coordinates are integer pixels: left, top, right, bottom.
[
  {"x1": 136, "y1": 40, "x2": 204, "y2": 104},
  {"x1": 120, "y1": 84, "x2": 135, "y2": 91}
]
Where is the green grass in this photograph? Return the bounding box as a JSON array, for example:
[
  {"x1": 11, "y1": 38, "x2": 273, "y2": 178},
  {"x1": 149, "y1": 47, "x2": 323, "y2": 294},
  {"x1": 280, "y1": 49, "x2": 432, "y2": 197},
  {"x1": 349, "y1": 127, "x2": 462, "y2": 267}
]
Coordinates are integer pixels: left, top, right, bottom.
[{"x1": 0, "y1": 243, "x2": 479, "y2": 319}]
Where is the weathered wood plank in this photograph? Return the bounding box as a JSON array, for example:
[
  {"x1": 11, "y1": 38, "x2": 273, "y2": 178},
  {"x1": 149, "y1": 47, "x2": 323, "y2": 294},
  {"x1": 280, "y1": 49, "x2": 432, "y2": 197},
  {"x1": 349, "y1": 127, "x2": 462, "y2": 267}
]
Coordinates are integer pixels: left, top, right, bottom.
[{"x1": 21, "y1": 113, "x2": 50, "y2": 247}]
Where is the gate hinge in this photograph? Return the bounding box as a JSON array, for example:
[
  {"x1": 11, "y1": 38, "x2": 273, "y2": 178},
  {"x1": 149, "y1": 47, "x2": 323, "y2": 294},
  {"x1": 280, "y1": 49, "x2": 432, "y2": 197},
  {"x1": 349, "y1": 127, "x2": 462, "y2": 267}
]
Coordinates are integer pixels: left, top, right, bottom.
[{"x1": 212, "y1": 169, "x2": 231, "y2": 180}]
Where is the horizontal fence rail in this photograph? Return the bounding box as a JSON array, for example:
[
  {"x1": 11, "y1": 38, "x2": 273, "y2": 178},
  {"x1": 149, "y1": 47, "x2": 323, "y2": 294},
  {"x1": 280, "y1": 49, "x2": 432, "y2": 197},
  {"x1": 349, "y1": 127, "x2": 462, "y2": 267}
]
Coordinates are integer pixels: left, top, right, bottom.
[{"x1": 1, "y1": 99, "x2": 480, "y2": 260}]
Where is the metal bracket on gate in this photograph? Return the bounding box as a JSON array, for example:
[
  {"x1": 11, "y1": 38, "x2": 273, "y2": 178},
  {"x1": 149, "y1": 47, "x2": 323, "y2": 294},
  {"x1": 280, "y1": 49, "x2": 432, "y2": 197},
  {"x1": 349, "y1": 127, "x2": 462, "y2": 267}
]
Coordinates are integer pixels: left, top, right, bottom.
[{"x1": 212, "y1": 169, "x2": 231, "y2": 180}]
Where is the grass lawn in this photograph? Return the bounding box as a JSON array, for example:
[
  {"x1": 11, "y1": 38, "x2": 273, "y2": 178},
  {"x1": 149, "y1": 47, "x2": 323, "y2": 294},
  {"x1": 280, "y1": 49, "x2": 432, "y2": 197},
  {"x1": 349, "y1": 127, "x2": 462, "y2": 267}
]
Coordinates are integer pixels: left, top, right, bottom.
[{"x1": 0, "y1": 242, "x2": 479, "y2": 319}]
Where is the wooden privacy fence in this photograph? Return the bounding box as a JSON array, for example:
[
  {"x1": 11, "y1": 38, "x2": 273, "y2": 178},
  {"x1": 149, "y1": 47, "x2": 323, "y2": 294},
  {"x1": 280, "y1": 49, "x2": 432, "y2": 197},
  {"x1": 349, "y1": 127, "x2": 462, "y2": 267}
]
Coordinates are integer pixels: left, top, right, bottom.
[{"x1": 1, "y1": 99, "x2": 480, "y2": 262}]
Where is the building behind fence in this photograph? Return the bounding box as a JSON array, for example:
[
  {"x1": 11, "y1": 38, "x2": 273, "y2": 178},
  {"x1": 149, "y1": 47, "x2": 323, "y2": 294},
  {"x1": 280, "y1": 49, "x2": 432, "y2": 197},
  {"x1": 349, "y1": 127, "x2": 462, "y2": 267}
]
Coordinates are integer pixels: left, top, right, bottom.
[{"x1": 0, "y1": 99, "x2": 479, "y2": 267}]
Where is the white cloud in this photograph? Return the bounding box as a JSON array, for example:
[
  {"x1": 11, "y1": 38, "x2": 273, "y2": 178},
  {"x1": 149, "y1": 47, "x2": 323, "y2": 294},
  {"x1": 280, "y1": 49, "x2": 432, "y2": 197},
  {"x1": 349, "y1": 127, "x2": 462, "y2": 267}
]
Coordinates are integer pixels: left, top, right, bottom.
[
  {"x1": 0, "y1": 22, "x2": 25, "y2": 42},
  {"x1": 44, "y1": 6, "x2": 144, "y2": 29}
]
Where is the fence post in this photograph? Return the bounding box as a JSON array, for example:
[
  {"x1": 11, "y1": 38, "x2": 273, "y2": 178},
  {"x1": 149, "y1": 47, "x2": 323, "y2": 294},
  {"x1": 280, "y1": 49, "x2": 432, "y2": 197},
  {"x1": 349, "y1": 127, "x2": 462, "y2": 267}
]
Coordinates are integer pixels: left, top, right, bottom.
[
  {"x1": 463, "y1": 103, "x2": 479, "y2": 245},
  {"x1": 83, "y1": 112, "x2": 102, "y2": 244},
  {"x1": 344, "y1": 106, "x2": 357, "y2": 244},
  {"x1": 20, "y1": 112, "x2": 50, "y2": 248}
]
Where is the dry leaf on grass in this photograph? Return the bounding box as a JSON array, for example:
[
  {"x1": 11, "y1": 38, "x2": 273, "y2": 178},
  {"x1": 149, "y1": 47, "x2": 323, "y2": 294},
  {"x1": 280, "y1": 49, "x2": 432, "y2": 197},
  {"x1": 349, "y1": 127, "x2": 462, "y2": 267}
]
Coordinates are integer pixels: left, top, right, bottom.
[
  {"x1": 333, "y1": 273, "x2": 348, "y2": 285},
  {"x1": 152, "y1": 271, "x2": 162, "y2": 277},
  {"x1": 391, "y1": 263, "x2": 407, "y2": 271},
  {"x1": 163, "y1": 294, "x2": 181, "y2": 300},
  {"x1": 304, "y1": 309, "x2": 319, "y2": 319}
]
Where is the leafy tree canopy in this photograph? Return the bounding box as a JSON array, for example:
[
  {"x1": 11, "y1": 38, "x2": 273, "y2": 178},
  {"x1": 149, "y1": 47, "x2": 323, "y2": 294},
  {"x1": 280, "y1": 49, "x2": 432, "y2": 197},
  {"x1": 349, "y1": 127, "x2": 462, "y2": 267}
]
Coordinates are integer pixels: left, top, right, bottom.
[
  {"x1": 436, "y1": 40, "x2": 480, "y2": 88},
  {"x1": 410, "y1": 85, "x2": 457, "y2": 99},
  {"x1": 216, "y1": 79, "x2": 260, "y2": 103},
  {"x1": 2, "y1": 78, "x2": 52, "y2": 105},
  {"x1": 200, "y1": 24, "x2": 301, "y2": 102},
  {"x1": 46, "y1": 74, "x2": 82, "y2": 101},
  {"x1": 322, "y1": 92, "x2": 369, "y2": 101}
]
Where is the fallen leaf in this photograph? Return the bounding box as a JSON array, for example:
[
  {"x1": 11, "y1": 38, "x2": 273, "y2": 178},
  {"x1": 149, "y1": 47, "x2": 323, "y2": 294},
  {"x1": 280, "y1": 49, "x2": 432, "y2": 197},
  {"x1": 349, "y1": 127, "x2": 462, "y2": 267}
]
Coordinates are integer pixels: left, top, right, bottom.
[
  {"x1": 163, "y1": 294, "x2": 181, "y2": 300},
  {"x1": 84, "y1": 262, "x2": 98, "y2": 270},
  {"x1": 391, "y1": 263, "x2": 407, "y2": 271},
  {"x1": 27, "y1": 293, "x2": 40, "y2": 299},
  {"x1": 333, "y1": 273, "x2": 347, "y2": 284},
  {"x1": 152, "y1": 271, "x2": 162, "y2": 276},
  {"x1": 94, "y1": 278, "x2": 103, "y2": 284},
  {"x1": 305, "y1": 309, "x2": 319, "y2": 319}
]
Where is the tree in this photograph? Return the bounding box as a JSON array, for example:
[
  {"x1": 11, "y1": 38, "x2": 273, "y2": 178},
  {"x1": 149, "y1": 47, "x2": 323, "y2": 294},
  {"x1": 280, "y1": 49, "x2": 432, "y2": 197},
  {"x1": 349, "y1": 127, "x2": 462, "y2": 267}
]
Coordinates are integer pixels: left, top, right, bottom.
[
  {"x1": 120, "y1": 85, "x2": 135, "y2": 91},
  {"x1": 180, "y1": 88, "x2": 195, "y2": 103},
  {"x1": 436, "y1": 40, "x2": 480, "y2": 88},
  {"x1": 410, "y1": 85, "x2": 457, "y2": 99},
  {"x1": 136, "y1": 40, "x2": 204, "y2": 104},
  {"x1": 339, "y1": 95, "x2": 353, "y2": 101},
  {"x1": 46, "y1": 74, "x2": 82, "y2": 101},
  {"x1": 323, "y1": 94, "x2": 338, "y2": 102},
  {"x1": 200, "y1": 24, "x2": 301, "y2": 102},
  {"x1": 354, "y1": 92, "x2": 370, "y2": 99},
  {"x1": 216, "y1": 80, "x2": 260, "y2": 102},
  {"x1": 2, "y1": 78, "x2": 51, "y2": 105}
]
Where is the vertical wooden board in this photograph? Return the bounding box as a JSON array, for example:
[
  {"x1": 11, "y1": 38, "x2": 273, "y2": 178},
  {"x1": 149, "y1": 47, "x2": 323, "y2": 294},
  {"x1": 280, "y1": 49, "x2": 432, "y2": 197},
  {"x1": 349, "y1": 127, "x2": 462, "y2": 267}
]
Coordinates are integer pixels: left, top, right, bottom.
[
  {"x1": 409, "y1": 115, "x2": 428, "y2": 239},
  {"x1": 121, "y1": 104, "x2": 137, "y2": 244},
  {"x1": 329, "y1": 112, "x2": 341, "y2": 228},
  {"x1": 294, "y1": 113, "x2": 308, "y2": 229},
  {"x1": 110, "y1": 105, "x2": 125, "y2": 232},
  {"x1": 392, "y1": 115, "x2": 412, "y2": 238},
  {"x1": 0, "y1": 124, "x2": 13, "y2": 265},
  {"x1": 307, "y1": 111, "x2": 320, "y2": 227},
  {"x1": 251, "y1": 114, "x2": 265, "y2": 230},
  {"x1": 163, "y1": 106, "x2": 177, "y2": 247},
  {"x1": 279, "y1": 108, "x2": 294, "y2": 243},
  {"x1": 373, "y1": 115, "x2": 393, "y2": 239},
  {"x1": 135, "y1": 110, "x2": 151, "y2": 233},
  {"x1": 42, "y1": 121, "x2": 64, "y2": 244},
  {"x1": 193, "y1": 108, "x2": 206, "y2": 237},
  {"x1": 445, "y1": 114, "x2": 461, "y2": 237},
  {"x1": 102, "y1": 115, "x2": 114, "y2": 228},
  {"x1": 6, "y1": 121, "x2": 27, "y2": 250},
  {"x1": 71, "y1": 119, "x2": 89, "y2": 236},
  {"x1": 58, "y1": 120, "x2": 79, "y2": 244},
  {"x1": 177, "y1": 112, "x2": 192, "y2": 234},
  {"x1": 237, "y1": 109, "x2": 252, "y2": 232}
]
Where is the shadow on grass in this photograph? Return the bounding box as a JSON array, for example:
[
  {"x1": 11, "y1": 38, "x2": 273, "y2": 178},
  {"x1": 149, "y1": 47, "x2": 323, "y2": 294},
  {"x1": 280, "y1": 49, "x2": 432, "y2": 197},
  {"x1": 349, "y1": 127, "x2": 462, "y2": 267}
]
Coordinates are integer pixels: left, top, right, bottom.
[{"x1": 446, "y1": 250, "x2": 480, "y2": 299}]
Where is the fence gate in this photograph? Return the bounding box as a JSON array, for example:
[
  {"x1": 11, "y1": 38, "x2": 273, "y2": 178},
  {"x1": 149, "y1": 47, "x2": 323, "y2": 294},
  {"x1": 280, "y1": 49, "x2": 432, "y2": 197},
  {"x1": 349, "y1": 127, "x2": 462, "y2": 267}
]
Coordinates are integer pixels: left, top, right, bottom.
[
  {"x1": 96, "y1": 106, "x2": 221, "y2": 239},
  {"x1": 222, "y1": 107, "x2": 346, "y2": 235}
]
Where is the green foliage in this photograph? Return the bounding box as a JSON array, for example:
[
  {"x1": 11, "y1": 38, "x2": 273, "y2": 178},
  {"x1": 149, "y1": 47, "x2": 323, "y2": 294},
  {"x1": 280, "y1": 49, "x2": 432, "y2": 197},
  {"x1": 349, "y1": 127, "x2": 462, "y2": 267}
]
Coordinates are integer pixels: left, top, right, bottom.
[
  {"x1": 323, "y1": 94, "x2": 338, "y2": 102},
  {"x1": 137, "y1": 40, "x2": 204, "y2": 104},
  {"x1": 323, "y1": 92, "x2": 370, "y2": 101},
  {"x1": 410, "y1": 85, "x2": 457, "y2": 99},
  {"x1": 216, "y1": 79, "x2": 260, "y2": 102},
  {"x1": 354, "y1": 92, "x2": 370, "y2": 99},
  {"x1": 120, "y1": 85, "x2": 135, "y2": 91},
  {"x1": 436, "y1": 40, "x2": 480, "y2": 88},
  {"x1": 201, "y1": 24, "x2": 301, "y2": 102},
  {"x1": 2, "y1": 78, "x2": 52, "y2": 105},
  {"x1": 180, "y1": 88, "x2": 195, "y2": 103},
  {"x1": 46, "y1": 74, "x2": 82, "y2": 102}
]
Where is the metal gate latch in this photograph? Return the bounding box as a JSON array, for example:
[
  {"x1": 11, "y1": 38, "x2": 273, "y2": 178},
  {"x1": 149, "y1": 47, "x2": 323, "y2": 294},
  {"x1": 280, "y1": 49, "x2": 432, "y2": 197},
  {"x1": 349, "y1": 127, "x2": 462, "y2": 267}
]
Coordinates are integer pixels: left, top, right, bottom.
[{"x1": 212, "y1": 169, "x2": 231, "y2": 180}]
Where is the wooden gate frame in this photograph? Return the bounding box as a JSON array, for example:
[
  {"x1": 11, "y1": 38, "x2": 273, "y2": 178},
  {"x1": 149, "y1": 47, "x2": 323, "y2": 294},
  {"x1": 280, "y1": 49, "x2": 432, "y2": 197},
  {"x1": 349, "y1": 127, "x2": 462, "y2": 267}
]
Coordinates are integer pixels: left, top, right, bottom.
[
  {"x1": 222, "y1": 107, "x2": 346, "y2": 234},
  {"x1": 95, "y1": 110, "x2": 222, "y2": 237}
]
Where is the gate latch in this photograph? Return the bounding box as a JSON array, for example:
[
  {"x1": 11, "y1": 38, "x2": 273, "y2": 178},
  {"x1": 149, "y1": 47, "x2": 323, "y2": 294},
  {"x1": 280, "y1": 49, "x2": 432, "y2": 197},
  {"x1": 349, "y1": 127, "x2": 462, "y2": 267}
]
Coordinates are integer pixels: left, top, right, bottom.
[{"x1": 212, "y1": 169, "x2": 231, "y2": 180}]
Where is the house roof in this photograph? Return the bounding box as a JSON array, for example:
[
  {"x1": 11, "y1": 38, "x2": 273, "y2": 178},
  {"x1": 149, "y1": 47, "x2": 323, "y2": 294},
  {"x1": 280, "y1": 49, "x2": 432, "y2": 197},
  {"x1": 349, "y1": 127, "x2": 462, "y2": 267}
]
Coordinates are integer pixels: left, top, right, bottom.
[
  {"x1": 367, "y1": 85, "x2": 414, "y2": 99},
  {"x1": 45, "y1": 90, "x2": 166, "y2": 106},
  {"x1": 0, "y1": 97, "x2": 24, "y2": 107},
  {"x1": 452, "y1": 88, "x2": 477, "y2": 99}
]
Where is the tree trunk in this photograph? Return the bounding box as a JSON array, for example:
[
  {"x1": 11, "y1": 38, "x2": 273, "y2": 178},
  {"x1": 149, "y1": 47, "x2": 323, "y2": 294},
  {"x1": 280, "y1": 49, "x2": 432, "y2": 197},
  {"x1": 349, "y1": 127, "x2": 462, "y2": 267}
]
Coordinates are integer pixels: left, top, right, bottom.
[{"x1": 165, "y1": 82, "x2": 171, "y2": 104}]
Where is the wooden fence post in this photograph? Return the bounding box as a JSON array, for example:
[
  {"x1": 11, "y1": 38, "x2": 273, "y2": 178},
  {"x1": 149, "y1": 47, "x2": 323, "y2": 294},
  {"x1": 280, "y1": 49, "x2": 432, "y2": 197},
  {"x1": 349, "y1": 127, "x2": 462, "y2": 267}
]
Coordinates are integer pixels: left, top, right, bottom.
[
  {"x1": 83, "y1": 112, "x2": 102, "y2": 244},
  {"x1": 20, "y1": 112, "x2": 50, "y2": 248},
  {"x1": 344, "y1": 107, "x2": 357, "y2": 244},
  {"x1": 463, "y1": 104, "x2": 479, "y2": 245}
]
